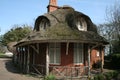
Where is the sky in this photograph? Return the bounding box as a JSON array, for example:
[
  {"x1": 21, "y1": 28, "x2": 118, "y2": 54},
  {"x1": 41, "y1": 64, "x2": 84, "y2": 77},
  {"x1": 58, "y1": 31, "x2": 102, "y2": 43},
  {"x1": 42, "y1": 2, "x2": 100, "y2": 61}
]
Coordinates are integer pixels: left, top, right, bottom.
[{"x1": 0, "y1": 0, "x2": 118, "y2": 35}]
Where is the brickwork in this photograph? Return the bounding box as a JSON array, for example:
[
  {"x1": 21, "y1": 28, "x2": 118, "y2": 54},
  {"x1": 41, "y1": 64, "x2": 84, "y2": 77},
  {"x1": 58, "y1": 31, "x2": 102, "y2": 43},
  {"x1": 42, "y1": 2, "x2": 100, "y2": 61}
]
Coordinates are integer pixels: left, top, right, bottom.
[{"x1": 47, "y1": 0, "x2": 58, "y2": 12}]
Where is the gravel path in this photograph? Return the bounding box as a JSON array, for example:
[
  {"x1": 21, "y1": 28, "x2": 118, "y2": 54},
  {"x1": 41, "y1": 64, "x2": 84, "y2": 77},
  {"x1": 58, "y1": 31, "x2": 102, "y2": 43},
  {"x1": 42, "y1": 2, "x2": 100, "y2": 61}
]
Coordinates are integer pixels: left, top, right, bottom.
[{"x1": 0, "y1": 58, "x2": 41, "y2": 80}]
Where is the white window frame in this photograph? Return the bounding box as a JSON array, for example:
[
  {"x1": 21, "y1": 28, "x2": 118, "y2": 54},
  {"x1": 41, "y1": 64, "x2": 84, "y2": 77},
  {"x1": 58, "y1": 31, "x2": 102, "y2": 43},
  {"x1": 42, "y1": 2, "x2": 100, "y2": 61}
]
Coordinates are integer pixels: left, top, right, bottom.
[
  {"x1": 74, "y1": 43, "x2": 84, "y2": 65},
  {"x1": 49, "y1": 43, "x2": 61, "y2": 65},
  {"x1": 76, "y1": 18, "x2": 87, "y2": 31}
]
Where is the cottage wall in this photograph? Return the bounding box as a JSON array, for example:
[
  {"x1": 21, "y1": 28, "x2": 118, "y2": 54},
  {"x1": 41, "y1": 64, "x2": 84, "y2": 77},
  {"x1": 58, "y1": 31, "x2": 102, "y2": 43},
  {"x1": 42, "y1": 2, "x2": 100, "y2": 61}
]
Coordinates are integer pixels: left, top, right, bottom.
[
  {"x1": 17, "y1": 43, "x2": 104, "y2": 75},
  {"x1": 61, "y1": 43, "x2": 73, "y2": 66},
  {"x1": 91, "y1": 48, "x2": 101, "y2": 68},
  {"x1": 49, "y1": 43, "x2": 88, "y2": 76},
  {"x1": 49, "y1": 43, "x2": 87, "y2": 67}
]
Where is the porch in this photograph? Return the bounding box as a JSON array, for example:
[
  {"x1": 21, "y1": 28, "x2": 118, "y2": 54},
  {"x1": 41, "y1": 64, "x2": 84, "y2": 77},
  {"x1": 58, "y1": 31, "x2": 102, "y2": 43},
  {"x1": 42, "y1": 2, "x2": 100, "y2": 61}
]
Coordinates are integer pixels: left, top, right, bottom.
[
  {"x1": 15, "y1": 42, "x2": 104, "y2": 79},
  {"x1": 30, "y1": 64, "x2": 102, "y2": 80},
  {"x1": 30, "y1": 64, "x2": 89, "y2": 79}
]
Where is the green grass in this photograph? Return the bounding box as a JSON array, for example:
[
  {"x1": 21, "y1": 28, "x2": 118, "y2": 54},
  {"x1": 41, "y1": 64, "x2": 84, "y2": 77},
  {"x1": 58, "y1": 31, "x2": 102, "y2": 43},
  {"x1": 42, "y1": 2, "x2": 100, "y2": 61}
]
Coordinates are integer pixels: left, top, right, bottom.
[
  {"x1": 0, "y1": 53, "x2": 5, "y2": 57},
  {"x1": 0, "y1": 53, "x2": 12, "y2": 58},
  {"x1": 44, "y1": 74, "x2": 56, "y2": 80}
]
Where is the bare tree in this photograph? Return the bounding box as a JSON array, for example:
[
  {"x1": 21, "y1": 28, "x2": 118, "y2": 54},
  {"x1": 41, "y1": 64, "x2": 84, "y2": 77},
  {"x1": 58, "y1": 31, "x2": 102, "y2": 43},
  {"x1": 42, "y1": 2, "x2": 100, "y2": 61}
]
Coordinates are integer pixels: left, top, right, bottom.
[
  {"x1": 106, "y1": 2, "x2": 120, "y2": 40},
  {"x1": 98, "y1": 2, "x2": 120, "y2": 54}
]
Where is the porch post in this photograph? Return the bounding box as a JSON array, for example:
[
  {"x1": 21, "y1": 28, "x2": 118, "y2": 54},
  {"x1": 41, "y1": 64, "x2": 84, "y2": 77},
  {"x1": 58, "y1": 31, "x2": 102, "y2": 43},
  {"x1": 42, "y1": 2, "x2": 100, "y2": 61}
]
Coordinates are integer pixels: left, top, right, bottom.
[
  {"x1": 23, "y1": 46, "x2": 26, "y2": 73},
  {"x1": 88, "y1": 45, "x2": 91, "y2": 79},
  {"x1": 17, "y1": 47, "x2": 20, "y2": 67},
  {"x1": 21, "y1": 46, "x2": 24, "y2": 73},
  {"x1": 27, "y1": 45, "x2": 30, "y2": 73},
  {"x1": 46, "y1": 43, "x2": 49, "y2": 75},
  {"x1": 101, "y1": 47, "x2": 104, "y2": 72},
  {"x1": 20, "y1": 47, "x2": 22, "y2": 70},
  {"x1": 33, "y1": 50, "x2": 35, "y2": 65},
  {"x1": 19, "y1": 50, "x2": 21, "y2": 66}
]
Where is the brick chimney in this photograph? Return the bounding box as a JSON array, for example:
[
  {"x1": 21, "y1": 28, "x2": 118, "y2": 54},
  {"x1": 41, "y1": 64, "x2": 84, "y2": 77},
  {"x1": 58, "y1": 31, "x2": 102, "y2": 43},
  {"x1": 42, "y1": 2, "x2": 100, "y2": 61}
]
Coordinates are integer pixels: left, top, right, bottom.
[{"x1": 47, "y1": 0, "x2": 58, "y2": 12}]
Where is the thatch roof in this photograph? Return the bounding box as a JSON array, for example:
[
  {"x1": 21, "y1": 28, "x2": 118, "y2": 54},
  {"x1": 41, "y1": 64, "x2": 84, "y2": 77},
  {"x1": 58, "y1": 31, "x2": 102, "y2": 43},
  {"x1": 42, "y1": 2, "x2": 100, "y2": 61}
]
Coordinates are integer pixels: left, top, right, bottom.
[
  {"x1": 34, "y1": 7, "x2": 97, "y2": 33},
  {"x1": 7, "y1": 42, "x2": 17, "y2": 53},
  {"x1": 16, "y1": 23, "x2": 108, "y2": 46},
  {"x1": 16, "y1": 7, "x2": 108, "y2": 46}
]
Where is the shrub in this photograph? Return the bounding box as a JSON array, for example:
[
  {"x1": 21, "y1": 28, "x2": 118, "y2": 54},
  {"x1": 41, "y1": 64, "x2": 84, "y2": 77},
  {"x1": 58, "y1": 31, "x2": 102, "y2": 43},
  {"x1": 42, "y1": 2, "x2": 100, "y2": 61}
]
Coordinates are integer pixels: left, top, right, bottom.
[
  {"x1": 93, "y1": 74, "x2": 104, "y2": 80},
  {"x1": 44, "y1": 74, "x2": 56, "y2": 80},
  {"x1": 112, "y1": 71, "x2": 119, "y2": 78},
  {"x1": 93, "y1": 71, "x2": 119, "y2": 80},
  {"x1": 111, "y1": 54, "x2": 120, "y2": 69},
  {"x1": 104, "y1": 72, "x2": 112, "y2": 80}
]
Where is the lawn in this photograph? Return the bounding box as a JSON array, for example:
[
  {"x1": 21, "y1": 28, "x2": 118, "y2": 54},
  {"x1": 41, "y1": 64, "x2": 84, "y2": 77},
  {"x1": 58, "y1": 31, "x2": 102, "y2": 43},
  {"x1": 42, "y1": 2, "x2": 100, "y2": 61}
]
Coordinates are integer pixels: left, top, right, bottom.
[
  {"x1": 0, "y1": 53, "x2": 12, "y2": 58},
  {"x1": 0, "y1": 53, "x2": 5, "y2": 57}
]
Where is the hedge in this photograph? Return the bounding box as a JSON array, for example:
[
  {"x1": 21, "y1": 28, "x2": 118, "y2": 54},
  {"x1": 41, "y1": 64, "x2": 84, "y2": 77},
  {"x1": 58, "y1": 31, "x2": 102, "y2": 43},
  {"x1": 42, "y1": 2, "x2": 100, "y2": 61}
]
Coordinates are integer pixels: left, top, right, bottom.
[
  {"x1": 92, "y1": 71, "x2": 119, "y2": 80},
  {"x1": 111, "y1": 54, "x2": 120, "y2": 69}
]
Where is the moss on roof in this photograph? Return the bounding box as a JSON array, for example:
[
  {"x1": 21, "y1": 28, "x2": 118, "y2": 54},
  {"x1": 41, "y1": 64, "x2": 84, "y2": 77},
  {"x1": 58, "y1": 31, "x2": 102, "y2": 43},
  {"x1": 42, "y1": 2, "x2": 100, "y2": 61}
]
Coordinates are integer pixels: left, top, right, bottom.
[
  {"x1": 16, "y1": 8, "x2": 108, "y2": 46},
  {"x1": 17, "y1": 22, "x2": 108, "y2": 45},
  {"x1": 46, "y1": 23, "x2": 78, "y2": 39}
]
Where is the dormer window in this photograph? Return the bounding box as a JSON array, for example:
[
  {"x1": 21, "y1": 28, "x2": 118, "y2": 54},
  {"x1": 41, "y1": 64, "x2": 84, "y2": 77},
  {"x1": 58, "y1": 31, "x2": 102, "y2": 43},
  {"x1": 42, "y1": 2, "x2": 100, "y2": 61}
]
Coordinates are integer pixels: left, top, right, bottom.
[
  {"x1": 36, "y1": 18, "x2": 50, "y2": 31},
  {"x1": 39, "y1": 18, "x2": 50, "y2": 31},
  {"x1": 76, "y1": 17, "x2": 87, "y2": 31}
]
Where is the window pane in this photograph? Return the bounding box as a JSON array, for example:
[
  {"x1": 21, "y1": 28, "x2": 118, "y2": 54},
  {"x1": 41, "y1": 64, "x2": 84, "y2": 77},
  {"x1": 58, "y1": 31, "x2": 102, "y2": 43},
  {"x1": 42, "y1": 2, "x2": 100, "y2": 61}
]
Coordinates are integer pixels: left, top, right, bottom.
[
  {"x1": 74, "y1": 43, "x2": 83, "y2": 64},
  {"x1": 49, "y1": 48, "x2": 54, "y2": 63},
  {"x1": 55, "y1": 46, "x2": 60, "y2": 64},
  {"x1": 49, "y1": 43, "x2": 61, "y2": 64},
  {"x1": 50, "y1": 54, "x2": 54, "y2": 63},
  {"x1": 56, "y1": 52, "x2": 60, "y2": 63},
  {"x1": 74, "y1": 48, "x2": 77, "y2": 63}
]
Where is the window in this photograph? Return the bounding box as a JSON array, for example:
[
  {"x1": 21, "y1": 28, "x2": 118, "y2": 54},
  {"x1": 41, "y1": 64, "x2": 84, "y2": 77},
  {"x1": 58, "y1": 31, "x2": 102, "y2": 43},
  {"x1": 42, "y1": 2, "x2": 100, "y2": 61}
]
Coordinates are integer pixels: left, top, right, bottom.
[
  {"x1": 39, "y1": 18, "x2": 50, "y2": 31},
  {"x1": 76, "y1": 18, "x2": 87, "y2": 31},
  {"x1": 96, "y1": 50, "x2": 100, "y2": 57},
  {"x1": 49, "y1": 43, "x2": 61, "y2": 64},
  {"x1": 74, "y1": 43, "x2": 83, "y2": 64}
]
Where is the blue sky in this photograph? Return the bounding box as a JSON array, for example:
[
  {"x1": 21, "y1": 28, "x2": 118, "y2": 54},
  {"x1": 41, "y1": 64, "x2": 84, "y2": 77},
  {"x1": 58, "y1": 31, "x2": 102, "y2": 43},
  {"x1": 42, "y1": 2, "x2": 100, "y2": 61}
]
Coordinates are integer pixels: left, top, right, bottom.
[{"x1": 0, "y1": 0, "x2": 117, "y2": 35}]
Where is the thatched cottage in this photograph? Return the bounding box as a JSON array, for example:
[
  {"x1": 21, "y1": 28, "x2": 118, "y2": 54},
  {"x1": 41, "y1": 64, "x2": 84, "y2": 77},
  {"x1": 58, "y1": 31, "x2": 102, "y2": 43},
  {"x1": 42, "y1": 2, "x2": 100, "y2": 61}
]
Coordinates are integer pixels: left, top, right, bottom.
[{"x1": 15, "y1": 0, "x2": 108, "y2": 78}]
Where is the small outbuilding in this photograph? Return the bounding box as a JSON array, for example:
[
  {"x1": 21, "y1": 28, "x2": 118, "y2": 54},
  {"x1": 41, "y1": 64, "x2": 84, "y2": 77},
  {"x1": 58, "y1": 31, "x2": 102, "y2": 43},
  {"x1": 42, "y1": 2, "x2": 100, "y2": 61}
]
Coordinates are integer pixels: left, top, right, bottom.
[{"x1": 15, "y1": 0, "x2": 108, "y2": 78}]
